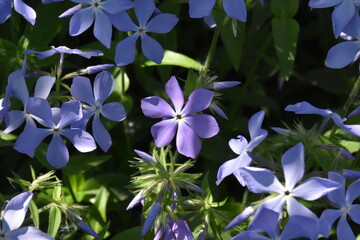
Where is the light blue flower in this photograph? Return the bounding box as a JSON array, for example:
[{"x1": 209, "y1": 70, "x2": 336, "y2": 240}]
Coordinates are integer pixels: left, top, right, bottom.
[{"x1": 0, "y1": 0, "x2": 36, "y2": 25}]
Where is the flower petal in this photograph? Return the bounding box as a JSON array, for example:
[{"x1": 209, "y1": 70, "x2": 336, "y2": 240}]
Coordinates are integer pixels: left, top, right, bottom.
[
  {"x1": 101, "y1": 0, "x2": 134, "y2": 14},
  {"x1": 308, "y1": 0, "x2": 342, "y2": 8},
  {"x1": 14, "y1": 128, "x2": 51, "y2": 157},
  {"x1": 34, "y1": 76, "x2": 55, "y2": 99},
  {"x1": 332, "y1": 0, "x2": 356, "y2": 38},
  {"x1": 59, "y1": 4, "x2": 82, "y2": 18},
  {"x1": 248, "y1": 110, "x2": 266, "y2": 141},
  {"x1": 61, "y1": 128, "x2": 96, "y2": 153},
  {"x1": 211, "y1": 104, "x2": 228, "y2": 119},
  {"x1": 280, "y1": 215, "x2": 319, "y2": 240},
  {"x1": 4, "y1": 110, "x2": 25, "y2": 133},
  {"x1": 77, "y1": 222, "x2": 100, "y2": 239},
  {"x1": 189, "y1": 0, "x2": 215, "y2": 18},
  {"x1": 142, "y1": 202, "x2": 161, "y2": 236},
  {"x1": 225, "y1": 206, "x2": 255, "y2": 230},
  {"x1": 134, "y1": 0, "x2": 155, "y2": 26},
  {"x1": 319, "y1": 209, "x2": 342, "y2": 237},
  {"x1": 0, "y1": 0, "x2": 12, "y2": 24},
  {"x1": 346, "y1": 178, "x2": 360, "y2": 204},
  {"x1": 71, "y1": 76, "x2": 95, "y2": 106},
  {"x1": 8, "y1": 70, "x2": 28, "y2": 106},
  {"x1": 151, "y1": 119, "x2": 177, "y2": 147},
  {"x1": 47, "y1": 134, "x2": 69, "y2": 168},
  {"x1": 26, "y1": 98, "x2": 55, "y2": 128},
  {"x1": 247, "y1": 208, "x2": 279, "y2": 239},
  {"x1": 165, "y1": 76, "x2": 184, "y2": 113},
  {"x1": 141, "y1": 34, "x2": 164, "y2": 64},
  {"x1": 337, "y1": 215, "x2": 355, "y2": 240},
  {"x1": 94, "y1": 10, "x2": 112, "y2": 48},
  {"x1": 286, "y1": 197, "x2": 318, "y2": 219},
  {"x1": 2, "y1": 192, "x2": 33, "y2": 233},
  {"x1": 93, "y1": 71, "x2": 114, "y2": 104},
  {"x1": 141, "y1": 96, "x2": 175, "y2": 118},
  {"x1": 182, "y1": 88, "x2": 214, "y2": 115},
  {"x1": 69, "y1": 7, "x2": 94, "y2": 36},
  {"x1": 326, "y1": 41, "x2": 360, "y2": 69},
  {"x1": 14, "y1": 0, "x2": 36, "y2": 25},
  {"x1": 57, "y1": 100, "x2": 82, "y2": 128},
  {"x1": 176, "y1": 121, "x2": 201, "y2": 158},
  {"x1": 134, "y1": 150, "x2": 156, "y2": 164},
  {"x1": 115, "y1": 34, "x2": 138, "y2": 66},
  {"x1": 6, "y1": 226, "x2": 54, "y2": 239},
  {"x1": 293, "y1": 177, "x2": 342, "y2": 201},
  {"x1": 101, "y1": 102, "x2": 126, "y2": 121},
  {"x1": 213, "y1": 81, "x2": 241, "y2": 90},
  {"x1": 110, "y1": 11, "x2": 138, "y2": 31},
  {"x1": 184, "y1": 114, "x2": 219, "y2": 138},
  {"x1": 343, "y1": 14, "x2": 360, "y2": 39},
  {"x1": 223, "y1": 0, "x2": 247, "y2": 22},
  {"x1": 92, "y1": 114, "x2": 112, "y2": 152},
  {"x1": 126, "y1": 190, "x2": 144, "y2": 210},
  {"x1": 216, "y1": 156, "x2": 243, "y2": 185},
  {"x1": 229, "y1": 135, "x2": 248, "y2": 154},
  {"x1": 281, "y1": 143, "x2": 304, "y2": 190},
  {"x1": 327, "y1": 171, "x2": 346, "y2": 206},
  {"x1": 285, "y1": 101, "x2": 332, "y2": 116},
  {"x1": 348, "y1": 204, "x2": 360, "y2": 224},
  {"x1": 146, "y1": 13, "x2": 179, "y2": 33}
]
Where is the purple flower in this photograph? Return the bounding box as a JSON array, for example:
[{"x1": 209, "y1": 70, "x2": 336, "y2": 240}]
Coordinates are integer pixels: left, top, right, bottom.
[
  {"x1": 14, "y1": 98, "x2": 96, "y2": 168},
  {"x1": 285, "y1": 101, "x2": 360, "y2": 137},
  {"x1": 25, "y1": 46, "x2": 103, "y2": 60},
  {"x1": 309, "y1": 0, "x2": 359, "y2": 37},
  {"x1": 216, "y1": 110, "x2": 267, "y2": 186},
  {"x1": 142, "y1": 202, "x2": 161, "y2": 236},
  {"x1": 59, "y1": 0, "x2": 134, "y2": 48},
  {"x1": 0, "y1": 192, "x2": 54, "y2": 240},
  {"x1": 319, "y1": 172, "x2": 360, "y2": 240},
  {"x1": 67, "y1": 211, "x2": 100, "y2": 239},
  {"x1": 154, "y1": 219, "x2": 193, "y2": 240},
  {"x1": 71, "y1": 71, "x2": 126, "y2": 152},
  {"x1": 189, "y1": 0, "x2": 247, "y2": 22},
  {"x1": 141, "y1": 76, "x2": 219, "y2": 158},
  {"x1": 112, "y1": 0, "x2": 179, "y2": 65},
  {"x1": 0, "y1": 0, "x2": 36, "y2": 25}
]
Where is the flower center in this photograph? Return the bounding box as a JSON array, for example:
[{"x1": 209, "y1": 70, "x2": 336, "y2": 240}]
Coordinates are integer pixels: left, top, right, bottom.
[
  {"x1": 52, "y1": 127, "x2": 61, "y2": 135},
  {"x1": 341, "y1": 205, "x2": 351, "y2": 216},
  {"x1": 91, "y1": 0, "x2": 102, "y2": 9},
  {"x1": 137, "y1": 27, "x2": 147, "y2": 36}
]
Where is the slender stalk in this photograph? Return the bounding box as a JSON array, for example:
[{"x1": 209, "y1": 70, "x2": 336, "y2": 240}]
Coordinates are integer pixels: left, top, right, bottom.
[{"x1": 203, "y1": 26, "x2": 221, "y2": 72}]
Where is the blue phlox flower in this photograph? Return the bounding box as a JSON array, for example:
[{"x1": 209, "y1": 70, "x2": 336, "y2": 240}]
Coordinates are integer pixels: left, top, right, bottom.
[
  {"x1": 308, "y1": 0, "x2": 360, "y2": 37},
  {"x1": 25, "y1": 46, "x2": 103, "y2": 60},
  {"x1": 70, "y1": 71, "x2": 127, "y2": 152},
  {"x1": 142, "y1": 202, "x2": 161, "y2": 236},
  {"x1": 285, "y1": 101, "x2": 360, "y2": 137},
  {"x1": 112, "y1": 0, "x2": 179, "y2": 65},
  {"x1": 325, "y1": 14, "x2": 360, "y2": 69},
  {"x1": 0, "y1": 192, "x2": 54, "y2": 240},
  {"x1": 189, "y1": 0, "x2": 247, "y2": 22},
  {"x1": 154, "y1": 219, "x2": 193, "y2": 240},
  {"x1": 231, "y1": 208, "x2": 319, "y2": 240},
  {"x1": 14, "y1": 98, "x2": 96, "y2": 168},
  {"x1": 231, "y1": 144, "x2": 340, "y2": 228},
  {"x1": 319, "y1": 172, "x2": 360, "y2": 240},
  {"x1": 59, "y1": 0, "x2": 134, "y2": 48},
  {"x1": 0, "y1": 0, "x2": 36, "y2": 25},
  {"x1": 67, "y1": 211, "x2": 101, "y2": 239},
  {"x1": 341, "y1": 169, "x2": 360, "y2": 178},
  {"x1": 216, "y1": 110, "x2": 267, "y2": 186}
]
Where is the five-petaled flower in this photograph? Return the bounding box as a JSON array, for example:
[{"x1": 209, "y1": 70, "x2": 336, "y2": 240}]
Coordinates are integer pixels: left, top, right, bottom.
[{"x1": 141, "y1": 76, "x2": 219, "y2": 158}]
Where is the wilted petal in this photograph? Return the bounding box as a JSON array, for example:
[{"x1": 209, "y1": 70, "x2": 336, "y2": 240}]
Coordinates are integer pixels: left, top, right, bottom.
[
  {"x1": 308, "y1": 0, "x2": 342, "y2": 8},
  {"x1": 47, "y1": 134, "x2": 69, "y2": 168},
  {"x1": 346, "y1": 178, "x2": 360, "y2": 204},
  {"x1": 2, "y1": 192, "x2": 33, "y2": 233},
  {"x1": 293, "y1": 177, "x2": 341, "y2": 201},
  {"x1": 176, "y1": 122, "x2": 201, "y2": 158},
  {"x1": 147, "y1": 13, "x2": 179, "y2": 33},
  {"x1": 4, "y1": 110, "x2": 25, "y2": 133},
  {"x1": 34, "y1": 76, "x2": 55, "y2": 99},
  {"x1": 141, "y1": 34, "x2": 164, "y2": 64},
  {"x1": 0, "y1": 0, "x2": 12, "y2": 24},
  {"x1": 110, "y1": 11, "x2": 138, "y2": 31},
  {"x1": 239, "y1": 167, "x2": 285, "y2": 193},
  {"x1": 182, "y1": 88, "x2": 213, "y2": 115},
  {"x1": 282, "y1": 143, "x2": 304, "y2": 190},
  {"x1": 189, "y1": 0, "x2": 215, "y2": 18},
  {"x1": 225, "y1": 206, "x2": 254, "y2": 230},
  {"x1": 61, "y1": 128, "x2": 96, "y2": 153},
  {"x1": 92, "y1": 114, "x2": 112, "y2": 152},
  {"x1": 115, "y1": 34, "x2": 138, "y2": 66},
  {"x1": 69, "y1": 7, "x2": 94, "y2": 36},
  {"x1": 134, "y1": 0, "x2": 155, "y2": 26},
  {"x1": 151, "y1": 119, "x2": 177, "y2": 147},
  {"x1": 325, "y1": 41, "x2": 360, "y2": 69},
  {"x1": 26, "y1": 98, "x2": 55, "y2": 128},
  {"x1": 285, "y1": 101, "x2": 332, "y2": 116},
  {"x1": 101, "y1": 102, "x2": 126, "y2": 121},
  {"x1": 57, "y1": 100, "x2": 82, "y2": 128},
  {"x1": 223, "y1": 0, "x2": 247, "y2": 22},
  {"x1": 184, "y1": 114, "x2": 219, "y2": 138},
  {"x1": 142, "y1": 202, "x2": 161, "y2": 236},
  {"x1": 101, "y1": 0, "x2": 133, "y2": 14},
  {"x1": 14, "y1": 128, "x2": 51, "y2": 157},
  {"x1": 332, "y1": 0, "x2": 355, "y2": 38},
  {"x1": 319, "y1": 209, "x2": 342, "y2": 237},
  {"x1": 280, "y1": 215, "x2": 318, "y2": 240},
  {"x1": 337, "y1": 215, "x2": 355, "y2": 240},
  {"x1": 165, "y1": 76, "x2": 184, "y2": 113},
  {"x1": 141, "y1": 96, "x2": 175, "y2": 118},
  {"x1": 71, "y1": 76, "x2": 95, "y2": 106},
  {"x1": 14, "y1": 0, "x2": 36, "y2": 25}
]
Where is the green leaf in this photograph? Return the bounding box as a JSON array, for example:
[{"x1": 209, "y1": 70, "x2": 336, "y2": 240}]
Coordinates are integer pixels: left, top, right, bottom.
[
  {"x1": 94, "y1": 187, "x2": 110, "y2": 222},
  {"x1": 62, "y1": 155, "x2": 112, "y2": 174},
  {"x1": 141, "y1": 50, "x2": 203, "y2": 70},
  {"x1": 272, "y1": 18, "x2": 299, "y2": 80},
  {"x1": 113, "y1": 67, "x2": 130, "y2": 94},
  {"x1": 111, "y1": 227, "x2": 142, "y2": 240},
  {"x1": 29, "y1": 201, "x2": 40, "y2": 229},
  {"x1": 48, "y1": 206, "x2": 62, "y2": 237},
  {"x1": 271, "y1": 0, "x2": 299, "y2": 18}
]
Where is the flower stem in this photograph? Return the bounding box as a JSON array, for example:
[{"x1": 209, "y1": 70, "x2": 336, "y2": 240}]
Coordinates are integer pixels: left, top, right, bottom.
[{"x1": 203, "y1": 26, "x2": 221, "y2": 72}]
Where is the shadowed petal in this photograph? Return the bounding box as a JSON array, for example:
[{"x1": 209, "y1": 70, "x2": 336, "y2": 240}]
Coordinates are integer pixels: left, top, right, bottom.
[
  {"x1": 293, "y1": 177, "x2": 341, "y2": 200},
  {"x1": 240, "y1": 167, "x2": 285, "y2": 193},
  {"x1": 77, "y1": 222, "x2": 100, "y2": 239},
  {"x1": 337, "y1": 215, "x2": 355, "y2": 240},
  {"x1": 223, "y1": 0, "x2": 247, "y2": 22},
  {"x1": 101, "y1": 0, "x2": 134, "y2": 14},
  {"x1": 14, "y1": 128, "x2": 51, "y2": 157},
  {"x1": 319, "y1": 209, "x2": 342, "y2": 237},
  {"x1": 92, "y1": 114, "x2": 112, "y2": 152},
  {"x1": 26, "y1": 98, "x2": 55, "y2": 128},
  {"x1": 184, "y1": 114, "x2": 219, "y2": 138},
  {"x1": 126, "y1": 190, "x2": 144, "y2": 210},
  {"x1": 327, "y1": 171, "x2": 346, "y2": 206},
  {"x1": 115, "y1": 34, "x2": 138, "y2": 66},
  {"x1": 57, "y1": 100, "x2": 82, "y2": 128},
  {"x1": 134, "y1": 0, "x2": 155, "y2": 26},
  {"x1": 189, "y1": 0, "x2": 215, "y2": 18},
  {"x1": 0, "y1": 0, "x2": 12, "y2": 24},
  {"x1": 134, "y1": 150, "x2": 156, "y2": 164},
  {"x1": 282, "y1": 143, "x2": 304, "y2": 190},
  {"x1": 346, "y1": 178, "x2": 360, "y2": 204},
  {"x1": 6, "y1": 226, "x2": 54, "y2": 239},
  {"x1": 225, "y1": 207, "x2": 254, "y2": 230},
  {"x1": 165, "y1": 76, "x2": 184, "y2": 113},
  {"x1": 147, "y1": 14, "x2": 179, "y2": 33},
  {"x1": 308, "y1": 0, "x2": 342, "y2": 8},
  {"x1": 2, "y1": 192, "x2": 33, "y2": 233},
  {"x1": 332, "y1": 0, "x2": 355, "y2": 37},
  {"x1": 141, "y1": 34, "x2": 164, "y2": 64},
  {"x1": 285, "y1": 101, "x2": 332, "y2": 116},
  {"x1": 326, "y1": 41, "x2": 360, "y2": 69},
  {"x1": 94, "y1": 10, "x2": 112, "y2": 48},
  {"x1": 211, "y1": 105, "x2": 228, "y2": 119},
  {"x1": 248, "y1": 208, "x2": 279, "y2": 239},
  {"x1": 349, "y1": 204, "x2": 360, "y2": 224},
  {"x1": 93, "y1": 71, "x2": 114, "y2": 104},
  {"x1": 110, "y1": 11, "x2": 138, "y2": 31},
  {"x1": 286, "y1": 197, "x2": 318, "y2": 219},
  {"x1": 47, "y1": 134, "x2": 69, "y2": 168},
  {"x1": 176, "y1": 122, "x2": 201, "y2": 158},
  {"x1": 248, "y1": 110, "x2": 266, "y2": 140},
  {"x1": 231, "y1": 232, "x2": 269, "y2": 240},
  {"x1": 34, "y1": 76, "x2": 55, "y2": 99},
  {"x1": 69, "y1": 7, "x2": 94, "y2": 36},
  {"x1": 24, "y1": 49, "x2": 56, "y2": 59},
  {"x1": 280, "y1": 215, "x2": 318, "y2": 240},
  {"x1": 102, "y1": 102, "x2": 126, "y2": 121},
  {"x1": 216, "y1": 156, "x2": 242, "y2": 185},
  {"x1": 151, "y1": 119, "x2": 177, "y2": 147},
  {"x1": 61, "y1": 128, "x2": 96, "y2": 153},
  {"x1": 71, "y1": 76, "x2": 95, "y2": 106},
  {"x1": 141, "y1": 96, "x2": 175, "y2": 118},
  {"x1": 4, "y1": 110, "x2": 25, "y2": 133},
  {"x1": 182, "y1": 88, "x2": 213, "y2": 115},
  {"x1": 213, "y1": 81, "x2": 241, "y2": 90},
  {"x1": 14, "y1": 0, "x2": 36, "y2": 25},
  {"x1": 142, "y1": 202, "x2": 161, "y2": 236},
  {"x1": 8, "y1": 70, "x2": 29, "y2": 105}
]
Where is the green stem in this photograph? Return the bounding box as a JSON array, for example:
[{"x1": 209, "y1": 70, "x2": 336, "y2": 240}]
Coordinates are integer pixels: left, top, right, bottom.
[{"x1": 203, "y1": 26, "x2": 221, "y2": 72}]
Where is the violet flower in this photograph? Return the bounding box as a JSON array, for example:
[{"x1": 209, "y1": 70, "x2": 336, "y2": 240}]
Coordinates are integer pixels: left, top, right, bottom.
[
  {"x1": 141, "y1": 76, "x2": 219, "y2": 158},
  {"x1": 154, "y1": 219, "x2": 193, "y2": 240},
  {"x1": 112, "y1": 0, "x2": 179, "y2": 65},
  {"x1": 0, "y1": 192, "x2": 54, "y2": 240},
  {"x1": 319, "y1": 172, "x2": 360, "y2": 240},
  {"x1": 59, "y1": 0, "x2": 134, "y2": 48},
  {"x1": 14, "y1": 98, "x2": 96, "y2": 168},
  {"x1": 0, "y1": 0, "x2": 36, "y2": 25},
  {"x1": 25, "y1": 46, "x2": 103, "y2": 60},
  {"x1": 216, "y1": 110, "x2": 267, "y2": 186},
  {"x1": 70, "y1": 71, "x2": 127, "y2": 152}
]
